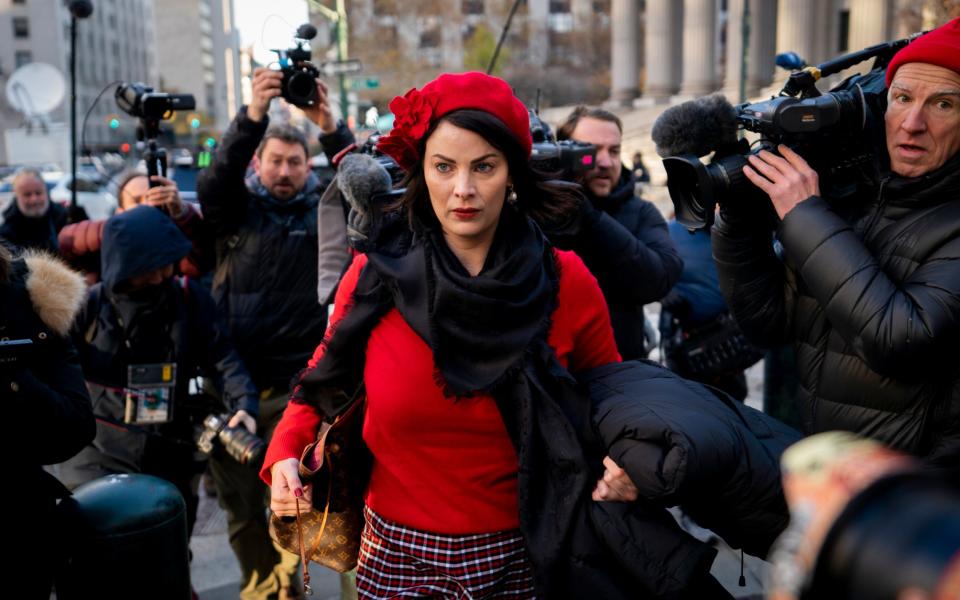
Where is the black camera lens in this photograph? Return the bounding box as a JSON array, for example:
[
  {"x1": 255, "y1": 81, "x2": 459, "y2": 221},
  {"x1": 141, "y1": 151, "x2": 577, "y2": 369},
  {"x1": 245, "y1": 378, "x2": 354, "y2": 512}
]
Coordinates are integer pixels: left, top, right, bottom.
[
  {"x1": 286, "y1": 71, "x2": 318, "y2": 107},
  {"x1": 218, "y1": 425, "x2": 266, "y2": 467},
  {"x1": 808, "y1": 475, "x2": 960, "y2": 599}
]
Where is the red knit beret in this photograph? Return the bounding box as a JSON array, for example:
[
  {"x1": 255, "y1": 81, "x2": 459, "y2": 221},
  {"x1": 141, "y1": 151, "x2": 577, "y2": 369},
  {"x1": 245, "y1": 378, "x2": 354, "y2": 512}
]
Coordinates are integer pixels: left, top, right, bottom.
[
  {"x1": 377, "y1": 71, "x2": 532, "y2": 171},
  {"x1": 886, "y1": 17, "x2": 960, "y2": 86}
]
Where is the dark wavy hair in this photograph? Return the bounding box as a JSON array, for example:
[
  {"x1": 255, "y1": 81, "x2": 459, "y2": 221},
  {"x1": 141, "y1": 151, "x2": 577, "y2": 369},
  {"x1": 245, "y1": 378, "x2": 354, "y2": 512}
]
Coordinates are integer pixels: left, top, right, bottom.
[{"x1": 398, "y1": 109, "x2": 583, "y2": 231}]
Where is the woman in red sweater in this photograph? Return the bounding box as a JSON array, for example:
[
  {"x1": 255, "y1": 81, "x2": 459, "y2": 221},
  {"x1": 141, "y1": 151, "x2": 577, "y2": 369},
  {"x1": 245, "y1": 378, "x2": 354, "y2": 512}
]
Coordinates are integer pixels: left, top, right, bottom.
[{"x1": 262, "y1": 72, "x2": 634, "y2": 598}]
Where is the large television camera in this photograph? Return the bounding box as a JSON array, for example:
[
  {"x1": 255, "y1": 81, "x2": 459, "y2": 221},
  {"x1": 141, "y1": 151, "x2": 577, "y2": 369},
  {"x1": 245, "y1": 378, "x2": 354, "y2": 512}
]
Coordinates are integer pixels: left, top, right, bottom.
[{"x1": 654, "y1": 36, "x2": 920, "y2": 231}]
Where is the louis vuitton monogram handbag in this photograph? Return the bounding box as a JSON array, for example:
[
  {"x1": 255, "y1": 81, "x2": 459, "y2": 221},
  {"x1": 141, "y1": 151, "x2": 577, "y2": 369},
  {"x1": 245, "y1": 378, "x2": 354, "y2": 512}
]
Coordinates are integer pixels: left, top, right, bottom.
[{"x1": 268, "y1": 397, "x2": 371, "y2": 585}]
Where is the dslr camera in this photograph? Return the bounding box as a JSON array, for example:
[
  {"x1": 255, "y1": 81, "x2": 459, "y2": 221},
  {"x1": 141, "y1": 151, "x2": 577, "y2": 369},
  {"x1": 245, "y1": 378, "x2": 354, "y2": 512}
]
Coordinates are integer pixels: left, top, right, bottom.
[
  {"x1": 197, "y1": 413, "x2": 266, "y2": 467},
  {"x1": 656, "y1": 36, "x2": 918, "y2": 230},
  {"x1": 272, "y1": 23, "x2": 322, "y2": 108}
]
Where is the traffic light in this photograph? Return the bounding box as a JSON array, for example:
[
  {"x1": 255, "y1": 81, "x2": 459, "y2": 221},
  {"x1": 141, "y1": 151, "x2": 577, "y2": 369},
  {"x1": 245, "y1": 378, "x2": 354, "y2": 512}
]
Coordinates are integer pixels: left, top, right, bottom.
[
  {"x1": 195, "y1": 151, "x2": 211, "y2": 168},
  {"x1": 190, "y1": 118, "x2": 201, "y2": 129},
  {"x1": 204, "y1": 137, "x2": 216, "y2": 149},
  {"x1": 109, "y1": 117, "x2": 120, "y2": 129},
  {"x1": 120, "y1": 142, "x2": 131, "y2": 153}
]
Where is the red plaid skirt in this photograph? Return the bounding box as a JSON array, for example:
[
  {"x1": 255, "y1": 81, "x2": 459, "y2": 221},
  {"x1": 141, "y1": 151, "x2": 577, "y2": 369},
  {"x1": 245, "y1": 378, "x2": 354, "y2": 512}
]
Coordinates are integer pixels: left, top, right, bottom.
[{"x1": 356, "y1": 506, "x2": 537, "y2": 599}]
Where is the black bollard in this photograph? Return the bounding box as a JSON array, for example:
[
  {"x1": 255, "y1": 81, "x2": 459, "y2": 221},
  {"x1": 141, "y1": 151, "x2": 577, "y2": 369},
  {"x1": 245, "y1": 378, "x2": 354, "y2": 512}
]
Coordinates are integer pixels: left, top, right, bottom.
[{"x1": 57, "y1": 473, "x2": 191, "y2": 599}]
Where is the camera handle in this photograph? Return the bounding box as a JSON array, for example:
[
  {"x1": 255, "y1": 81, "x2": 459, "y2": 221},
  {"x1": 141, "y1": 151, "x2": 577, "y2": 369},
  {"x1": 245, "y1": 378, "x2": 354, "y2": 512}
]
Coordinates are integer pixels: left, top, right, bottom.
[
  {"x1": 779, "y1": 34, "x2": 919, "y2": 99},
  {"x1": 136, "y1": 117, "x2": 168, "y2": 188}
]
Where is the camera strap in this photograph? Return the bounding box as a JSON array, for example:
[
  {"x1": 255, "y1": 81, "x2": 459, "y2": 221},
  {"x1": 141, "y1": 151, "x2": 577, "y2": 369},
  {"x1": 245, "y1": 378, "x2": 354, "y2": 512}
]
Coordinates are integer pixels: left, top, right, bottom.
[{"x1": 91, "y1": 410, "x2": 197, "y2": 450}]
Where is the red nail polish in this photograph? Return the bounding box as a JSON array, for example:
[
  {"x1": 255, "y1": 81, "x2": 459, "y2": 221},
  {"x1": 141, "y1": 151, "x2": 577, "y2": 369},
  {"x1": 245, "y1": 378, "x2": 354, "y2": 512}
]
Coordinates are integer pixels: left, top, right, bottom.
[{"x1": 294, "y1": 488, "x2": 303, "y2": 498}]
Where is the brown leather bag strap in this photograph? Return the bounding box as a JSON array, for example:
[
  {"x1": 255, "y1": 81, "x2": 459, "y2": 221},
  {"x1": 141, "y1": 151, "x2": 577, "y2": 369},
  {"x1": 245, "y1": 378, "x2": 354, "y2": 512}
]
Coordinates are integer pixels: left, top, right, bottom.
[
  {"x1": 295, "y1": 457, "x2": 334, "y2": 598},
  {"x1": 307, "y1": 448, "x2": 335, "y2": 558}
]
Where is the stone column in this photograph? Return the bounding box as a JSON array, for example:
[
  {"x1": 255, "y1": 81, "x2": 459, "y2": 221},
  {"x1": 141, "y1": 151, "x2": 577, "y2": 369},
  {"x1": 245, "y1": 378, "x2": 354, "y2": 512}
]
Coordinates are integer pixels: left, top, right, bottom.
[
  {"x1": 746, "y1": 0, "x2": 778, "y2": 96},
  {"x1": 677, "y1": 0, "x2": 718, "y2": 98},
  {"x1": 723, "y1": 0, "x2": 747, "y2": 101},
  {"x1": 814, "y1": 0, "x2": 838, "y2": 65},
  {"x1": 641, "y1": 0, "x2": 682, "y2": 102},
  {"x1": 609, "y1": 0, "x2": 640, "y2": 105},
  {"x1": 772, "y1": 0, "x2": 820, "y2": 84},
  {"x1": 848, "y1": 0, "x2": 894, "y2": 49}
]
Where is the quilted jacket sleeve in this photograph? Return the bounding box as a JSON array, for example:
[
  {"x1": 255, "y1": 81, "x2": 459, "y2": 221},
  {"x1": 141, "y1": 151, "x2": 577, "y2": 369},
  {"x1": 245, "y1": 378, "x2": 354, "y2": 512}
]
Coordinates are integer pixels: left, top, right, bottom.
[
  {"x1": 777, "y1": 195, "x2": 960, "y2": 379},
  {"x1": 711, "y1": 207, "x2": 792, "y2": 349}
]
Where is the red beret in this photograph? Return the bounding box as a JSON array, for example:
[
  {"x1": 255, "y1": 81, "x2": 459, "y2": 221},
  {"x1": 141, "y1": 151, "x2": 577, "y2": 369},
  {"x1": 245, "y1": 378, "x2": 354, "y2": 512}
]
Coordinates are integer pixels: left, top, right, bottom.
[
  {"x1": 377, "y1": 72, "x2": 532, "y2": 171},
  {"x1": 886, "y1": 17, "x2": 960, "y2": 86}
]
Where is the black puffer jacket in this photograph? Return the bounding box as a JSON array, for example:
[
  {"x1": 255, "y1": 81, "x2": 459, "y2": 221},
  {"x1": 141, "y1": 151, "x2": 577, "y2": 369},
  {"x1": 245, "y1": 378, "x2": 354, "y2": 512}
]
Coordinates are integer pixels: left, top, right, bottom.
[
  {"x1": 197, "y1": 108, "x2": 354, "y2": 390},
  {"x1": 584, "y1": 360, "x2": 800, "y2": 557},
  {"x1": 572, "y1": 169, "x2": 683, "y2": 359},
  {"x1": 0, "y1": 200, "x2": 68, "y2": 253},
  {"x1": 62, "y1": 207, "x2": 257, "y2": 485},
  {"x1": 1, "y1": 248, "x2": 93, "y2": 598},
  {"x1": 713, "y1": 153, "x2": 960, "y2": 470}
]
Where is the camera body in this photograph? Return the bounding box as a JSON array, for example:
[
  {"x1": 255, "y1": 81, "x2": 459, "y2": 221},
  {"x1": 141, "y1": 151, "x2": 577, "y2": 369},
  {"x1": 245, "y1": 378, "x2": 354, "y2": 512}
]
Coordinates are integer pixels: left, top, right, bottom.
[
  {"x1": 528, "y1": 109, "x2": 597, "y2": 180},
  {"x1": 661, "y1": 38, "x2": 912, "y2": 231},
  {"x1": 115, "y1": 82, "x2": 196, "y2": 121},
  {"x1": 273, "y1": 24, "x2": 321, "y2": 108}
]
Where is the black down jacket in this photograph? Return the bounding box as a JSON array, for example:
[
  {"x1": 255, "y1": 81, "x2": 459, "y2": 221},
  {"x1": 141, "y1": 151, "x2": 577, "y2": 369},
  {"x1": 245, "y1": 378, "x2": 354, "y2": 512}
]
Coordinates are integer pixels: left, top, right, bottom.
[
  {"x1": 569, "y1": 168, "x2": 683, "y2": 360},
  {"x1": 0, "y1": 200, "x2": 68, "y2": 253},
  {"x1": 197, "y1": 108, "x2": 354, "y2": 391},
  {"x1": 712, "y1": 152, "x2": 960, "y2": 471},
  {"x1": 1, "y1": 249, "x2": 93, "y2": 598},
  {"x1": 62, "y1": 207, "x2": 258, "y2": 489},
  {"x1": 583, "y1": 360, "x2": 801, "y2": 558}
]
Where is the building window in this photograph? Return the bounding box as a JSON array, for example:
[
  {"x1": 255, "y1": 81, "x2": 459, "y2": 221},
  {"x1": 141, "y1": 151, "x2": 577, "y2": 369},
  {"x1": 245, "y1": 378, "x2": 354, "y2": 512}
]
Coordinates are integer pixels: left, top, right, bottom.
[
  {"x1": 373, "y1": 0, "x2": 397, "y2": 15},
  {"x1": 419, "y1": 18, "x2": 442, "y2": 49},
  {"x1": 13, "y1": 17, "x2": 30, "y2": 38},
  {"x1": 549, "y1": 0, "x2": 571, "y2": 13},
  {"x1": 375, "y1": 23, "x2": 398, "y2": 47},
  {"x1": 15, "y1": 51, "x2": 32, "y2": 68},
  {"x1": 548, "y1": 13, "x2": 574, "y2": 32},
  {"x1": 548, "y1": 30, "x2": 575, "y2": 66},
  {"x1": 837, "y1": 9, "x2": 850, "y2": 53},
  {"x1": 462, "y1": 0, "x2": 484, "y2": 15}
]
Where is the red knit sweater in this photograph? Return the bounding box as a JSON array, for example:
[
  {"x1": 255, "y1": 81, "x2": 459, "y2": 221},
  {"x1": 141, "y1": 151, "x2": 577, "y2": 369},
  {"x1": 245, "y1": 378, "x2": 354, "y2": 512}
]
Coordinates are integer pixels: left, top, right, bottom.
[{"x1": 262, "y1": 249, "x2": 619, "y2": 534}]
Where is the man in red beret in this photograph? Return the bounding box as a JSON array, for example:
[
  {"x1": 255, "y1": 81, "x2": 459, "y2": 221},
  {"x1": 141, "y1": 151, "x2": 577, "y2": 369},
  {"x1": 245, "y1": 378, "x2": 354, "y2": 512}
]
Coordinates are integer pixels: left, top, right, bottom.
[{"x1": 712, "y1": 17, "x2": 960, "y2": 474}]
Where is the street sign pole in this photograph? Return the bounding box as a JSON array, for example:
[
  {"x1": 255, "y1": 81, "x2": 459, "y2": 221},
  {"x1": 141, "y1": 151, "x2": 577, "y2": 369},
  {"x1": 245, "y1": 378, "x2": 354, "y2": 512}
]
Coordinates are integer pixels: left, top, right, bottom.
[
  {"x1": 308, "y1": 0, "x2": 350, "y2": 124},
  {"x1": 336, "y1": 0, "x2": 348, "y2": 124}
]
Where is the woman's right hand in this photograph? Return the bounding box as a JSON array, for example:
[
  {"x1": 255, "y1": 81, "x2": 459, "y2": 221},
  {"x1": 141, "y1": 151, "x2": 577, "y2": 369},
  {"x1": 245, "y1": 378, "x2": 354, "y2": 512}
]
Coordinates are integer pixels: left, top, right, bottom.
[{"x1": 270, "y1": 457, "x2": 313, "y2": 517}]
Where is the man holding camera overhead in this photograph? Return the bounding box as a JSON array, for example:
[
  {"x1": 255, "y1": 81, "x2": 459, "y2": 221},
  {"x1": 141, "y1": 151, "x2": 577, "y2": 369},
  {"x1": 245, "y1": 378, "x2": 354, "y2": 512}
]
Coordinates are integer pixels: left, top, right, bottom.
[
  {"x1": 197, "y1": 67, "x2": 354, "y2": 600},
  {"x1": 712, "y1": 18, "x2": 960, "y2": 474}
]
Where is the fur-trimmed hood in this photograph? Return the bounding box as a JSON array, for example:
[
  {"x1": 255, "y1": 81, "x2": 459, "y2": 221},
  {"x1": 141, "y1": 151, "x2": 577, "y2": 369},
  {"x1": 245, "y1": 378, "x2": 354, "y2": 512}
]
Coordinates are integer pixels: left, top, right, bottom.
[{"x1": 19, "y1": 250, "x2": 86, "y2": 337}]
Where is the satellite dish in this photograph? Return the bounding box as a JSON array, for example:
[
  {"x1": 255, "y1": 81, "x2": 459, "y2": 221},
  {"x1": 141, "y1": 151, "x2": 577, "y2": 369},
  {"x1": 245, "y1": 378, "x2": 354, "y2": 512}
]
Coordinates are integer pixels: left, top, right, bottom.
[{"x1": 5, "y1": 63, "x2": 66, "y2": 117}]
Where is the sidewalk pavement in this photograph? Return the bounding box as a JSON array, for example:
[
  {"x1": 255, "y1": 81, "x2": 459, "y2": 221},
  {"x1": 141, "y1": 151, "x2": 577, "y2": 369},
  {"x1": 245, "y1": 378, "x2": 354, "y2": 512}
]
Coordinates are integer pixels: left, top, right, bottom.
[{"x1": 191, "y1": 482, "x2": 343, "y2": 600}]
